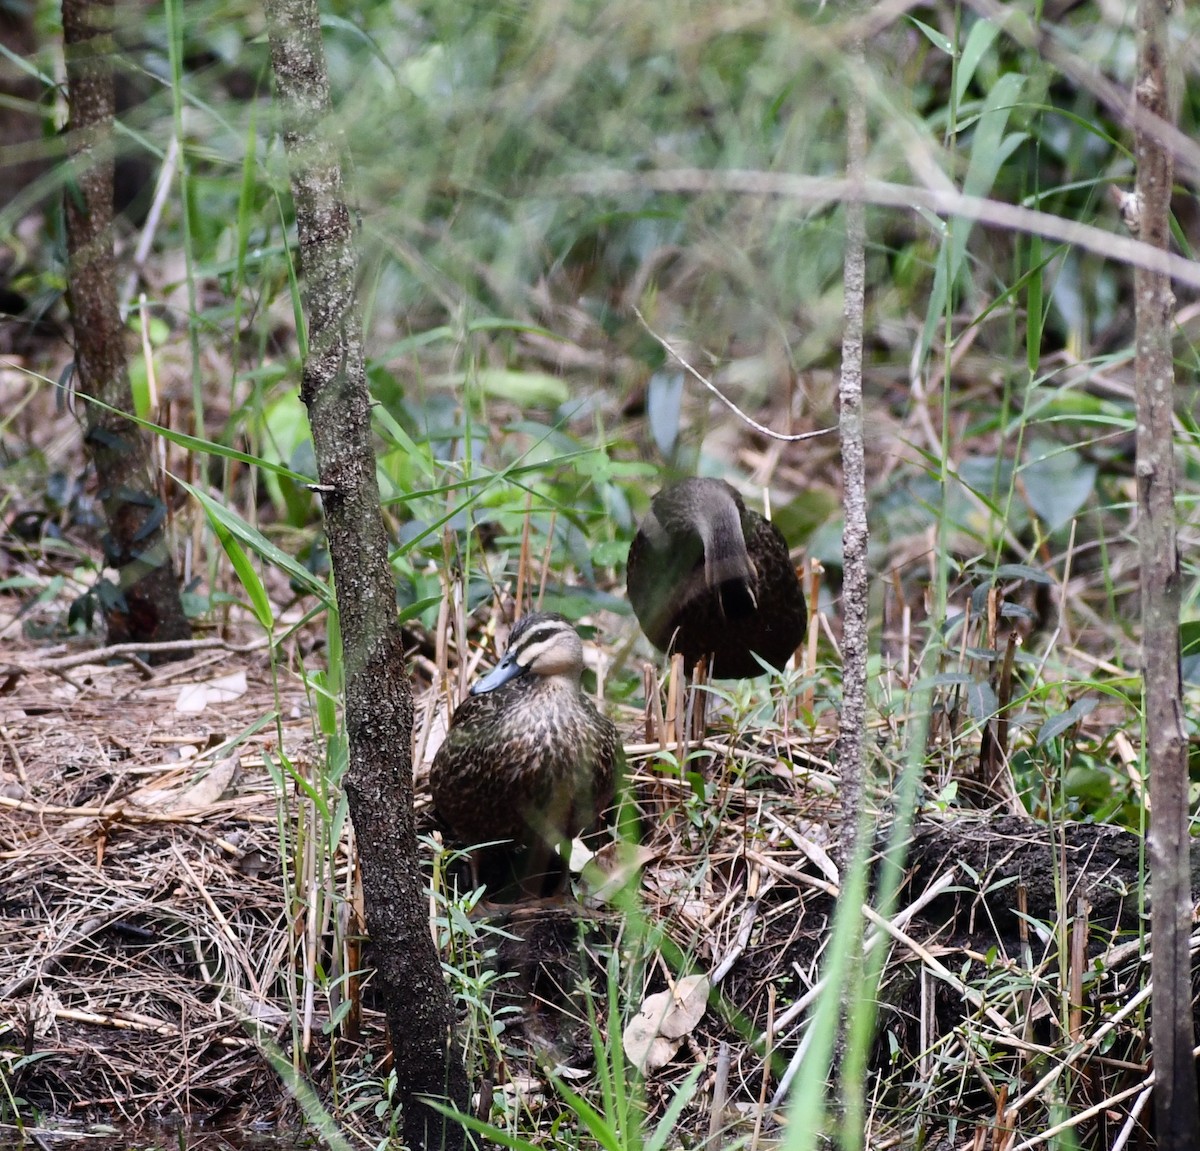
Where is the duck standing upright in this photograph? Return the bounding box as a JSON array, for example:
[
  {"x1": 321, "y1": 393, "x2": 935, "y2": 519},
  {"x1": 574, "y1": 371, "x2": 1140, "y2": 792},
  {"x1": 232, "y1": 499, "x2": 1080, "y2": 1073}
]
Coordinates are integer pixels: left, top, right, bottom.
[
  {"x1": 430, "y1": 612, "x2": 621, "y2": 898},
  {"x1": 626, "y1": 478, "x2": 807, "y2": 678}
]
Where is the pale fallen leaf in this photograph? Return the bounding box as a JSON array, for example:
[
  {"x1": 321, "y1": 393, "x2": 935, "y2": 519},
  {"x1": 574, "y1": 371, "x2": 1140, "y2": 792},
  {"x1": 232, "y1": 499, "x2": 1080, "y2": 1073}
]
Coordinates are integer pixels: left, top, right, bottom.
[
  {"x1": 568, "y1": 837, "x2": 595, "y2": 873},
  {"x1": 659, "y1": 974, "x2": 710, "y2": 1038},
  {"x1": 129, "y1": 752, "x2": 240, "y2": 810},
  {"x1": 552, "y1": 1064, "x2": 591, "y2": 1081},
  {"x1": 175, "y1": 670, "x2": 248, "y2": 714},
  {"x1": 0, "y1": 770, "x2": 25, "y2": 800},
  {"x1": 622, "y1": 1011, "x2": 682, "y2": 1072},
  {"x1": 235, "y1": 990, "x2": 288, "y2": 1026},
  {"x1": 167, "y1": 752, "x2": 241, "y2": 810},
  {"x1": 585, "y1": 841, "x2": 656, "y2": 904},
  {"x1": 622, "y1": 972, "x2": 710, "y2": 1071}
]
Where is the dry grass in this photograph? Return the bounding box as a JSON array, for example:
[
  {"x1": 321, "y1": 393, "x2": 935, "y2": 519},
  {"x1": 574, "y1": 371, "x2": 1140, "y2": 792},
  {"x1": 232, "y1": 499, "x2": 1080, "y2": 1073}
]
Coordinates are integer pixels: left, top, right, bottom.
[
  {"x1": 0, "y1": 221, "x2": 1183, "y2": 1145},
  {"x1": 0, "y1": 595, "x2": 1181, "y2": 1151}
]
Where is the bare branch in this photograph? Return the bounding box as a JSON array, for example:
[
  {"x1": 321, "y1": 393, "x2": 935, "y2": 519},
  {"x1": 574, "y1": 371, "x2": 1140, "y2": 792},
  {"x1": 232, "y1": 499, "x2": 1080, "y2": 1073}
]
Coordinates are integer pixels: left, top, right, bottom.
[
  {"x1": 632, "y1": 308, "x2": 832, "y2": 444},
  {"x1": 556, "y1": 170, "x2": 1200, "y2": 289}
]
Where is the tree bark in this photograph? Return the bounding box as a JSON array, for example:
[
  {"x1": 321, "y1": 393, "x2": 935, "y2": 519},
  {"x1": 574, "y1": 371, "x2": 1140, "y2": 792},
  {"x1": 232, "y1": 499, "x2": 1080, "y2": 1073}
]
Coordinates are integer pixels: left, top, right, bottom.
[
  {"x1": 836, "y1": 46, "x2": 868, "y2": 876},
  {"x1": 262, "y1": 1, "x2": 468, "y2": 1147},
  {"x1": 834, "y1": 37, "x2": 870, "y2": 1147},
  {"x1": 62, "y1": 0, "x2": 190, "y2": 651},
  {"x1": 1132, "y1": 1, "x2": 1199, "y2": 1145}
]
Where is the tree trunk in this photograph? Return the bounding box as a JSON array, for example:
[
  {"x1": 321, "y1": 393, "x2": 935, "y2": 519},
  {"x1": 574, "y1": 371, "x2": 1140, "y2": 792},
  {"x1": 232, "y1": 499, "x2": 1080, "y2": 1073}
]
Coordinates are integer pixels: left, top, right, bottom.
[
  {"x1": 62, "y1": 0, "x2": 190, "y2": 651},
  {"x1": 1132, "y1": 0, "x2": 1199, "y2": 1145},
  {"x1": 262, "y1": 1, "x2": 468, "y2": 1147},
  {"x1": 836, "y1": 45, "x2": 869, "y2": 878}
]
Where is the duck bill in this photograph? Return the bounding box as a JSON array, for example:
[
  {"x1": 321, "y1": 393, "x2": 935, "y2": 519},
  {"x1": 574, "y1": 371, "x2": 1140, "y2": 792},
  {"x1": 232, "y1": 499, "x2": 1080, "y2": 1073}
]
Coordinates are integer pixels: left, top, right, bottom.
[{"x1": 469, "y1": 653, "x2": 528, "y2": 695}]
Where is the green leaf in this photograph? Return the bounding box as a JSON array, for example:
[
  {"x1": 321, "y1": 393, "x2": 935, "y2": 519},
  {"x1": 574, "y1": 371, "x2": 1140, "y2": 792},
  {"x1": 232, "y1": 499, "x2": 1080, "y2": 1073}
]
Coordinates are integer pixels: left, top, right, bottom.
[
  {"x1": 1037, "y1": 697, "x2": 1097, "y2": 746},
  {"x1": 398, "y1": 593, "x2": 444, "y2": 625},
  {"x1": 420, "y1": 1101, "x2": 540, "y2": 1151},
  {"x1": 275, "y1": 749, "x2": 330, "y2": 818},
  {"x1": 921, "y1": 72, "x2": 1026, "y2": 360},
  {"x1": 372, "y1": 404, "x2": 436, "y2": 483},
  {"x1": 913, "y1": 671, "x2": 974, "y2": 691},
  {"x1": 1180, "y1": 620, "x2": 1200, "y2": 684},
  {"x1": 471, "y1": 368, "x2": 571, "y2": 407},
  {"x1": 993, "y1": 563, "x2": 1054, "y2": 585},
  {"x1": 179, "y1": 479, "x2": 334, "y2": 608},
  {"x1": 307, "y1": 670, "x2": 339, "y2": 736},
  {"x1": 908, "y1": 16, "x2": 955, "y2": 56},
  {"x1": 1063, "y1": 765, "x2": 1112, "y2": 803},
  {"x1": 210, "y1": 514, "x2": 274, "y2": 631},
  {"x1": 1022, "y1": 443, "x2": 1097, "y2": 532},
  {"x1": 78, "y1": 391, "x2": 316, "y2": 484},
  {"x1": 956, "y1": 19, "x2": 1000, "y2": 105},
  {"x1": 967, "y1": 680, "x2": 998, "y2": 721},
  {"x1": 318, "y1": 14, "x2": 396, "y2": 78},
  {"x1": 1026, "y1": 234, "x2": 1044, "y2": 374},
  {"x1": 645, "y1": 1063, "x2": 704, "y2": 1151}
]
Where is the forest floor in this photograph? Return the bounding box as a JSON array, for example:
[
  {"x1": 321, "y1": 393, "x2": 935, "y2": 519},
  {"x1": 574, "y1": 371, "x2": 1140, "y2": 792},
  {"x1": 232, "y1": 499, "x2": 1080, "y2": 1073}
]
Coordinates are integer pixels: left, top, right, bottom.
[
  {"x1": 0, "y1": 606, "x2": 1180, "y2": 1150},
  {"x1": 0, "y1": 241, "x2": 1186, "y2": 1148}
]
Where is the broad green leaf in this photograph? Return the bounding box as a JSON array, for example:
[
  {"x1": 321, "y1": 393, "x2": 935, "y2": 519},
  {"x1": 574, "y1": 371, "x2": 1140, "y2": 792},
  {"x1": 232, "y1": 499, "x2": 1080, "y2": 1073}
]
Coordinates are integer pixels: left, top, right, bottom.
[
  {"x1": 913, "y1": 671, "x2": 974, "y2": 691},
  {"x1": 1064, "y1": 765, "x2": 1112, "y2": 804},
  {"x1": 1036, "y1": 697, "x2": 1097, "y2": 746},
  {"x1": 1022, "y1": 443, "x2": 1097, "y2": 532},
  {"x1": 397, "y1": 593, "x2": 443, "y2": 625},
  {"x1": 993, "y1": 563, "x2": 1055, "y2": 584},
  {"x1": 968, "y1": 680, "x2": 998, "y2": 721},
  {"x1": 471, "y1": 368, "x2": 571, "y2": 407}
]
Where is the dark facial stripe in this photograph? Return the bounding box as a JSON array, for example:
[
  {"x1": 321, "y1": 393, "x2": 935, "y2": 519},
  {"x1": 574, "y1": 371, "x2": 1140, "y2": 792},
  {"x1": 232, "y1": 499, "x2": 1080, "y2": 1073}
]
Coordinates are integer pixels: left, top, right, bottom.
[{"x1": 510, "y1": 622, "x2": 570, "y2": 654}]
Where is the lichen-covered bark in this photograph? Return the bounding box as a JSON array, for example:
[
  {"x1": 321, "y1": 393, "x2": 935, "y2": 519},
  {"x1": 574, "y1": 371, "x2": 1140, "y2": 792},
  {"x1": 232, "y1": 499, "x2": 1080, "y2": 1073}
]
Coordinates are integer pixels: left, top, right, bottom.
[
  {"x1": 262, "y1": 0, "x2": 467, "y2": 1146},
  {"x1": 62, "y1": 0, "x2": 190, "y2": 650},
  {"x1": 836, "y1": 45, "x2": 868, "y2": 872},
  {"x1": 833, "y1": 40, "x2": 871, "y2": 1146},
  {"x1": 1132, "y1": 0, "x2": 1199, "y2": 1144}
]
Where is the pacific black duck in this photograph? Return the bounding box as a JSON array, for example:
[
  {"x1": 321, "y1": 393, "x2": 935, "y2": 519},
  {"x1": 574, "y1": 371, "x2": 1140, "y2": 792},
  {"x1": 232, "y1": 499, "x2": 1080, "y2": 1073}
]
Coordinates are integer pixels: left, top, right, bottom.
[
  {"x1": 626, "y1": 477, "x2": 807, "y2": 678},
  {"x1": 430, "y1": 612, "x2": 622, "y2": 898}
]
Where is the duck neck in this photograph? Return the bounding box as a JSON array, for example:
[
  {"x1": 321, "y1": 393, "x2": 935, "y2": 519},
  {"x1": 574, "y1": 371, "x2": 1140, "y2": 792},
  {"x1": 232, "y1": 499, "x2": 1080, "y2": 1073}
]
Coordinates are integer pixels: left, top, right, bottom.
[{"x1": 700, "y1": 494, "x2": 756, "y2": 595}]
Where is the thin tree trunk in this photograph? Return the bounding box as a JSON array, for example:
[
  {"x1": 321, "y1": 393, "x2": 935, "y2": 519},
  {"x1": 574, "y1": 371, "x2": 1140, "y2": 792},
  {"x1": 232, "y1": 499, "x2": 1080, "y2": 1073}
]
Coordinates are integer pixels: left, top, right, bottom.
[
  {"x1": 62, "y1": 0, "x2": 190, "y2": 651},
  {"x1": 262, "y1": 1, "x2": 468, "y2": 1146},
  {"x1": 1132, "y1": 0, "x2": 1199, "y2": 1145},
  {"x1": 836, "y1": 48, "x2": 869, "y2": 879},
  {"x1": 832, "y1": 34, "x2": 870, "y2": 1147}
]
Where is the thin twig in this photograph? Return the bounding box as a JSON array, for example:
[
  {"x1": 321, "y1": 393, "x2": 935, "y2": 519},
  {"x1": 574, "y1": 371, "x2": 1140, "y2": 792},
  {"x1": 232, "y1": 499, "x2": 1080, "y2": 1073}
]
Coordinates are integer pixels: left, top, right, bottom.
[
  {"x1": 0, "y1": 635, "x2": 270, "y2": 676},
  {"x1": 632, "y1": 308, "x2": 834, "y2": 444}
]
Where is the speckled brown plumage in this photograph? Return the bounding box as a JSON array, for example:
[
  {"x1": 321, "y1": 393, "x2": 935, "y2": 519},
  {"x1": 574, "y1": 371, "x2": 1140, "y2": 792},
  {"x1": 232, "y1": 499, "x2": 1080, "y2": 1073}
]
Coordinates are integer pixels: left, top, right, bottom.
[
  {"x1": 430, "y1": 613, "x2": 621, "y2": 896},
  {"x1": 626, "y1": 478, "x2": 807, "y2": 678}
]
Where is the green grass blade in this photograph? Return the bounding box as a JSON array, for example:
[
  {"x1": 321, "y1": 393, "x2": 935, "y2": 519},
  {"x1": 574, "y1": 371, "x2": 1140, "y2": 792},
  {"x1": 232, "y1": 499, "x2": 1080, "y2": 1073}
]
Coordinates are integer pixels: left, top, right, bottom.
[{"x1": 179, "y1": 479, "x2": 334, "y2": 608}]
